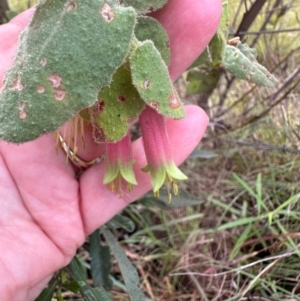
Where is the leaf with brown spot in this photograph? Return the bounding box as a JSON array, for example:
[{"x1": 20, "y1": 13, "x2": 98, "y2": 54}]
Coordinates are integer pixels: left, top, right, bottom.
[
  {"x1": 0, "y1": 0, "x2": 136, "y2": 143},
  {"x1": 130, "y1": 41, "x2": 184, "y2": 119},
  {"x1": 90, "y1": 65, "x2": 145, "y2": 143}
]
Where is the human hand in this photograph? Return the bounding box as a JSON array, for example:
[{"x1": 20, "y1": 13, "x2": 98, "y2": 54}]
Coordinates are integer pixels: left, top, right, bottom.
[{"x1": 0, "y1": 1, "x2": 221, "y2": 300}]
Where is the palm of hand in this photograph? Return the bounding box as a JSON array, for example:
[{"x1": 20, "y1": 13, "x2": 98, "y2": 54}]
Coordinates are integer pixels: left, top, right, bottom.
[{"x1": 0, "y1": 1, "x2": 221, "y2": 300}]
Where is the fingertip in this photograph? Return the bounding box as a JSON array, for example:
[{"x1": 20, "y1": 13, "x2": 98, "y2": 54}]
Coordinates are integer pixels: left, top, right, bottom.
[
  {"x1": 166, "y1": 105, "x2": 209, "y2": 165},
  {"x1": 153, "y1": 0, "x2": 222, "y2": 80}
]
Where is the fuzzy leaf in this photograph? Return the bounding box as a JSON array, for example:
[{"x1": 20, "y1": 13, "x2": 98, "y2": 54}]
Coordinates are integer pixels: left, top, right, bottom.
[
  {"x1": 130, "y1": 41, "x2": 184, "y2": 119},
  {"x1": 0, "y1": 0, "x2": 136, "y2": 143},
  {"x1": 123, "y1": 0, "x2": 168, "y2": 14},
  {"x1": 90, "y1": 65, "x2": 145, "y2": 143},
  {"x1": 135, "y1": 16, "x2": 170, "y2": 65},
  {"x1": 222, "y1": 42, "x2": 278, "y2": 87}
]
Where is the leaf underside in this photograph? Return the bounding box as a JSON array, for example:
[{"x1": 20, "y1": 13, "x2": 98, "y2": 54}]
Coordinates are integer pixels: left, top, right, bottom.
[
  {"x1": 90, "y1": 65, "x2": 145, "y2": 143},
  {"x1": 0, "y1": 0, "x2": 136, "y2": 143},
  {"x1": 222, "y1": 43, "x2": 278, "y2": 87}
]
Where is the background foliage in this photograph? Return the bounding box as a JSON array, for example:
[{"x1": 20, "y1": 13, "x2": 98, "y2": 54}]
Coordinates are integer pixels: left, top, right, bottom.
[{"x1": 4, "y1": 0, "x2": 300, "y2": 300}]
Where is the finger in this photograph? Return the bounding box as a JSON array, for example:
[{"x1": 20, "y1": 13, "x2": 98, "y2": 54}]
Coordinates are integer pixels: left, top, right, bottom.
[
  {"x1": 80, "y1": 105, "x2": 209, "y2": 235},
  {"x1": 152, "y1": 0, "x2": 222, "y2": 81}
]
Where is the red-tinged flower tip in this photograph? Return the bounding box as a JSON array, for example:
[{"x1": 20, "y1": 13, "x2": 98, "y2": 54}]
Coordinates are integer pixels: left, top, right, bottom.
[
  {"x1": 139, "y1": 106, "x2": 187, "y2": 201},
  {"x1": 104, "y1": 132, "x2": 137, "y2": 196}
]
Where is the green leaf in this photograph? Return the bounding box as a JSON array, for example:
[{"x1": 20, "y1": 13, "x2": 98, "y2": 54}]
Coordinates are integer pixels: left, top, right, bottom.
[
  {"x1": 66, "y1": 256, "x2": 87, "y2": 282},
  {"x1": 222, "y1": 42, "x2": 278, "y2": 87},
  {"x1": 63, "y1": 281, "x2": 82, "y2": 293},
  {"x1": 34, "y1": 278, "x2": 58, "y2": 301},
  {"x1": 219, "y1": 2, "x2": 229, "y2": 42},
  {"x1": 130, "y1": 40, "x2": 184, "y2": 119},
  {"x1": 102, "y1": 229, "x2": 147, "y2": 301},
  {"x1": 90, "y1": 65, "x2": 144, "y2": 143},
  {"x1": 218, "y1": 216, "x2": 263, "y2": 230},
  {"x1": 90, "y1": 230, "x2": 113, "y2": 290},
  {"x1": 106, "y1": 214, "x2": 136, "y2": 232},
  {"x1": 67, "y1": 256, "x2": 113, "y2": 300},
  {"x1": 80, "y1": 285, "x2": 113, "y2": 301},
  {"x1": 186, "y1": 68, "x2": 220, "y2": 94},
  {"x1": 123, "y1": 0, "x2": 168, "y2": 14},
  {"x1": 209, "y1": 2, "x2": 228, "y2": 65},
  {"x1": 189, "y1": 149, "x2": 218, "y2": 159},
  {"x1": 135, "y1": 16, "x2": 170, "y2": 65},
  {"x1": 139, "y1": 189, "x2": 204, "y2": 209},
  {"x1": 0, "y1": 0, "x2": 136, "y2": 143}
]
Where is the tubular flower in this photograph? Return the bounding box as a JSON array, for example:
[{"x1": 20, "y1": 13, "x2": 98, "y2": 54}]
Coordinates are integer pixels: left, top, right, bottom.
[
  {"x1": 104, "y1": 132, "x2": 137, "y2": 196},
  {"x1": 139, "y1": 106, "x2": 187, "y2": 201}
]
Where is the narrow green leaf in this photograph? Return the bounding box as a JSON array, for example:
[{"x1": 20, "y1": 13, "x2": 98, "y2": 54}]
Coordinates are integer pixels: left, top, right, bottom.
[
  {"x1": 219, "y1": 2, "x2": 229, "y2": 41},
  {"x1": 189, "y1": 149, "x2": 218, "y2": 159},
  {"x1": 90, "y1": 230, "x2": 113, "y2": 290},
  {"x1": 229, "y1": 222, "x2": 252, "y2": 260},
  {"x1": 63, "y1": 281, "x2": 82, "y2": 293},
  {"x1": 130, "y1": 40, "x2": 184, "y2": 119},
  {"x1": 256, "y1": 173, "x2": 263, "y2": 214},
  {"x1": 268, "y1": 193, "x2": 300, "y2": 224},
  {"x1": 107, "y1": 214, "x2": 136, "y2": 232},
  {"x1": 135, "y1": 16, "x2": 170, "y2": 65},
  {"x1": 218, "y1": 216, "x2": 263, "y2": 231},
  {"x1": 232, "y1": 173, "x2": 257, "y2": 200},
  {"x1": 34, "y1": 278, "x2": 58, "y2": 301},
  {"x1": 0, "y1": 0, "x2": 136, "y2": 143},
  {"x1": 80, "y1": 285, "x2": 113, "y2": 301},
  {"x1": 102, "y1": 229, "x2": 147, "y2": 301},
  {"x1": 66, "y1": 256, "x2": 87, "y2": 282}
]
